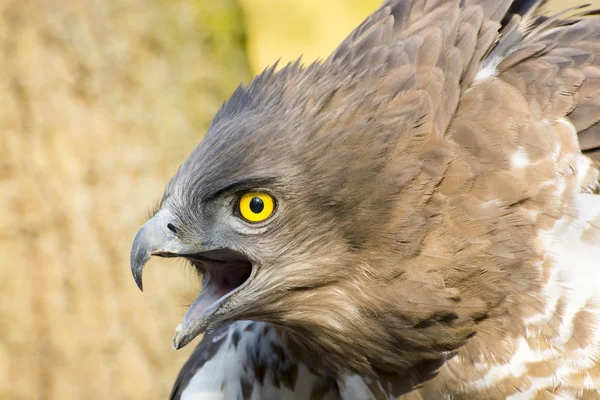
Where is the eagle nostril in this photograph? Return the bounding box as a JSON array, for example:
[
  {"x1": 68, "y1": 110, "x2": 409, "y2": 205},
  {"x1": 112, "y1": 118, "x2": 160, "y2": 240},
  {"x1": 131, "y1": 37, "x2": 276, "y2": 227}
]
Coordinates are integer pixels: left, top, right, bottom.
[{"x1": 167, "y1": 223, "x2": 178, "y2": 234}]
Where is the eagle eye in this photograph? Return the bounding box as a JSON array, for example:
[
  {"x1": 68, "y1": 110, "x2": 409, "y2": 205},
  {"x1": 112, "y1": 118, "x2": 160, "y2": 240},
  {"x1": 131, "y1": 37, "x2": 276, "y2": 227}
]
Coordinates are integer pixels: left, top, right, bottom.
[{"x1": 239, "y1": 192, "x2": 275, "y2": 223}]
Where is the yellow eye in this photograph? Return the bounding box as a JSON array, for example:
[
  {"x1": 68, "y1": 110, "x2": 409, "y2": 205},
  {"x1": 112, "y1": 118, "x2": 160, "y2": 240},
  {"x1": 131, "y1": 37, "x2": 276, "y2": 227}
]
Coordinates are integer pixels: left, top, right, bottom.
[{"x1": 239, "y1": 192, "x2": 275, "y2": 223}]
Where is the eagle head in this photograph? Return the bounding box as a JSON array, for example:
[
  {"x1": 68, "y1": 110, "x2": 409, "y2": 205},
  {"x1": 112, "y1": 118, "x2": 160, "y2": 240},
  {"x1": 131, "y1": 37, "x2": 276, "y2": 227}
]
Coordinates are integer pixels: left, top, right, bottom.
[{"x1": 130, "y1": 58, "x2": 496, "y2": 376}]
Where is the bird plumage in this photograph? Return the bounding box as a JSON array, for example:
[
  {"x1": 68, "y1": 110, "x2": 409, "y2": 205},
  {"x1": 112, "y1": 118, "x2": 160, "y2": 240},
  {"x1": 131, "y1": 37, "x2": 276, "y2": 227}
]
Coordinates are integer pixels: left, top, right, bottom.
[{"x1": 130, "y1": 0, "x2": 600, "y2": 398}]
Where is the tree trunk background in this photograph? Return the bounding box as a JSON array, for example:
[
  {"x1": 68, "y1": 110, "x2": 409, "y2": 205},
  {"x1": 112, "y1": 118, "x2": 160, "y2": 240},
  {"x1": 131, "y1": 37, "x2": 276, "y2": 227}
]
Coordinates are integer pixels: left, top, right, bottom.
[{"x1": 0, "y1": 0, "x2": 250, "y2": 399}]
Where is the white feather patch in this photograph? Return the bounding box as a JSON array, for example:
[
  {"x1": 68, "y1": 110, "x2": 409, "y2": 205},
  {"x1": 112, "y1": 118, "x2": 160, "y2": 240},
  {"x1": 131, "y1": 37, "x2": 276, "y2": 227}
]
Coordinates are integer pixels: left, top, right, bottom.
[
  {"x1": 180, "y1": 321, "x2": 358, "y2": 400},
  {"x1": 463, "y1": 194, "x2": 600, "y2": 398},
  {"x1": 510, "y1": 147, "x2": 530, "y2": 169},
  {"x1": 474, "y1": 59, "x2": 500, "y2": 82}
]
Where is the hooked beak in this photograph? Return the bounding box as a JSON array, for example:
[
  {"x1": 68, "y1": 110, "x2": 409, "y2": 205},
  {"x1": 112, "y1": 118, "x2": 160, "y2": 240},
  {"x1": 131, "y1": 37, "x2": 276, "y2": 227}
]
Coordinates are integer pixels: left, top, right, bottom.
[
  {"x1": 130, "y1": 209, "x2": 254, "y2": 349},
  {"x1": 130, "y1": 209, "x2": 200, "y2": 291}
]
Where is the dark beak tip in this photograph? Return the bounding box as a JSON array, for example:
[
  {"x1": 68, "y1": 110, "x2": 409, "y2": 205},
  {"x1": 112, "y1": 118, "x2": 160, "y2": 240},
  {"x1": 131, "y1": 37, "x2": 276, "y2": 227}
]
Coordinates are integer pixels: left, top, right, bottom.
[
  {"x1": 131, "y1": 255, "x2": 146, "y2": 292},
  {"x1": 130, "y1": 231, "x2": 150, "y2": 293},
  {"x1": 130, "y1": 255, "x2": 146, "y2": 292},
  {"x1": 134, "y1": 277, "x2": 144, "y2": 292}
]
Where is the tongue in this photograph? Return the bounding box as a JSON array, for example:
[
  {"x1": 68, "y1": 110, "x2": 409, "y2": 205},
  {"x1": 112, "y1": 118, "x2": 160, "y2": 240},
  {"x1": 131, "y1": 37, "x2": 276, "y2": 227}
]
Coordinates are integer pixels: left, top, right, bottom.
[
  {"x1": 173, "y1": 279, "x2": 228, "y2": 349},
  {"x1": 183, "y1": 280, "x2": 229, "y2": 325},
  {"x1": 173, "y1": 261, "x2": 252, "y2": 349}
]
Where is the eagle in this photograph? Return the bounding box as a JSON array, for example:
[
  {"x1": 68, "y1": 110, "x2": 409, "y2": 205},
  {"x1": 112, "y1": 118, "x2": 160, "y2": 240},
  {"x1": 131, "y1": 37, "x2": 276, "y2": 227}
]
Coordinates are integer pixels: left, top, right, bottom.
[{"x1": 130, "y1": 0, "x2": 600, "y2": 398}]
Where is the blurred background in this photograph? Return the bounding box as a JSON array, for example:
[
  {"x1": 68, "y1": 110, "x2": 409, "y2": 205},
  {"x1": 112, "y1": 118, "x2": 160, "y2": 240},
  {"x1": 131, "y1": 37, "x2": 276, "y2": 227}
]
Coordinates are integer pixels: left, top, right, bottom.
[{"x1": 0, "y1": 0, "x2": 595, "y2": 399}]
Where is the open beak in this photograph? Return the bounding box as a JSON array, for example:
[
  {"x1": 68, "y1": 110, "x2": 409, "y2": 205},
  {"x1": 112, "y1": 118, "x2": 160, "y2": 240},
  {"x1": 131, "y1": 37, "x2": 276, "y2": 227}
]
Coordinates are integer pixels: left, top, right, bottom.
[{"x1": 130, "y1": 209, "x2": 254, "y2": 349}]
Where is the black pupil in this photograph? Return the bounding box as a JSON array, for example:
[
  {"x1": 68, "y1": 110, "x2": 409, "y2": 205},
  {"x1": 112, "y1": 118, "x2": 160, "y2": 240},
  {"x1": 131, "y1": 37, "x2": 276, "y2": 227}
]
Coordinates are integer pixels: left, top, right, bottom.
[{"x1": 249, "y1": 197, "x2": 264, "y2": 214}]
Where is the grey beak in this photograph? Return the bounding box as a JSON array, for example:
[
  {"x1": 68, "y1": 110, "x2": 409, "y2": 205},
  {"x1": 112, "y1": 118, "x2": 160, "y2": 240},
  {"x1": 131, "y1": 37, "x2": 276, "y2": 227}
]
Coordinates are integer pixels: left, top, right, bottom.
[{"x1": 130, "y1": 209, "x2": 199, "y2": 291}]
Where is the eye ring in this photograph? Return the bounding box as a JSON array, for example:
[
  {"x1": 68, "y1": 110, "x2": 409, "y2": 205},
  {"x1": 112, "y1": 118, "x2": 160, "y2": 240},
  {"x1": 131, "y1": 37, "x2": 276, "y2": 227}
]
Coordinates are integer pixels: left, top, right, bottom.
[{"x1": 238, "y1": 192, "x2": 275, "y2": 223}]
